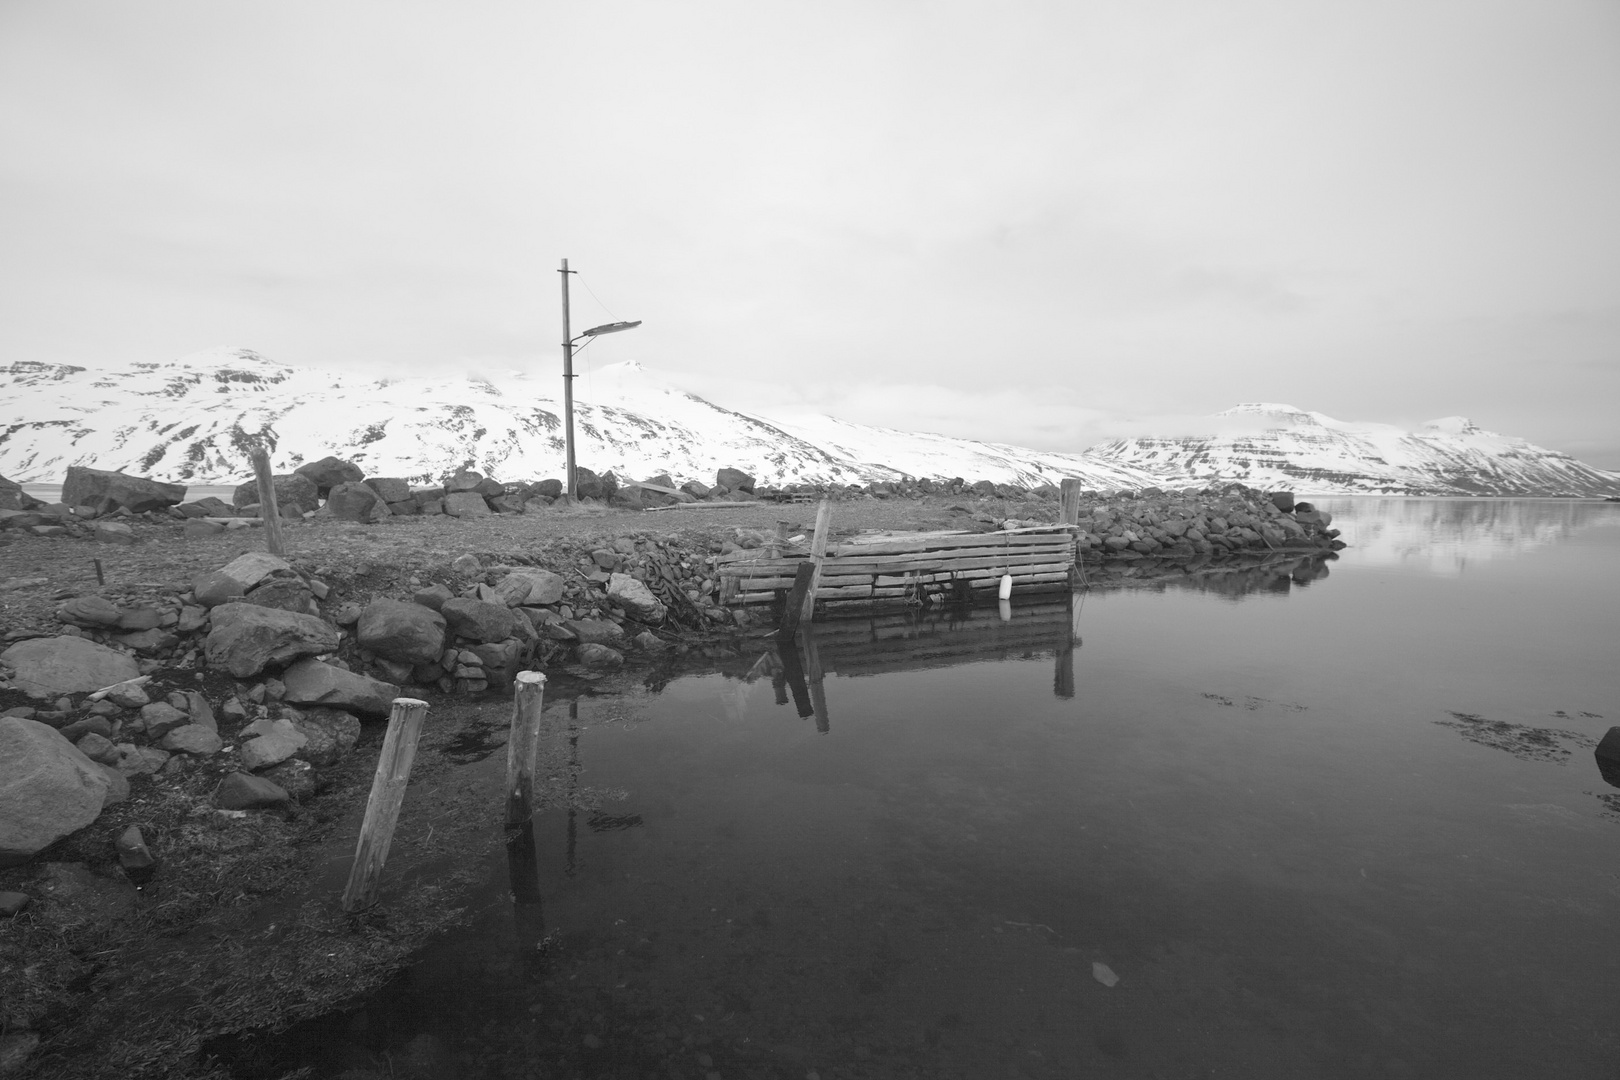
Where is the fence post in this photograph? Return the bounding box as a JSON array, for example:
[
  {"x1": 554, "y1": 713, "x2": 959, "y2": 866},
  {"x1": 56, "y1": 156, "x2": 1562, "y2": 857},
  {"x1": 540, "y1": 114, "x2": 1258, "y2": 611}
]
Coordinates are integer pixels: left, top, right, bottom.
[
  {"x1": 249, "y1": 445, "x2": 286, "y2": 557},
  {"x1": 341, "y1": 697, "x2": 429, "y2": 912},
  {"x1": 506, "y1": 671, "x2": 547, "y2": 826}
]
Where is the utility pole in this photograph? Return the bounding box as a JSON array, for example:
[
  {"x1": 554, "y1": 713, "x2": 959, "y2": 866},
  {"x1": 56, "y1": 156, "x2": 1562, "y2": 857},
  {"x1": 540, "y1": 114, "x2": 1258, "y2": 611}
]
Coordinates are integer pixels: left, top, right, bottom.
[{"x1": 559, "y1": 257, "x2": 577, "y2": 500}]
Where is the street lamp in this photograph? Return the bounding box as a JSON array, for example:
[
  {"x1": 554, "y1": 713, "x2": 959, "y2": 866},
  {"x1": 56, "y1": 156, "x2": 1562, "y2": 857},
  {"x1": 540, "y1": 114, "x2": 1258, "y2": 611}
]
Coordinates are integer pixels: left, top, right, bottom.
[{"x1": 559, "y1": 258, "x2": 641, "y2": 500}]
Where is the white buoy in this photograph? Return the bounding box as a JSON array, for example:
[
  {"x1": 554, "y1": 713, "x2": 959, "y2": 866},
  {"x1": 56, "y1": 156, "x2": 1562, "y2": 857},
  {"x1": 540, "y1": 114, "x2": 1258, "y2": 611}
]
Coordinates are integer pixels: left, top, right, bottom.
[
  {"x1": 998, "y1": 598, "x2": 1013, "y2": 622},
  {"x1": 998, "y1": 572, "x2": 1013, "y2": 600}
]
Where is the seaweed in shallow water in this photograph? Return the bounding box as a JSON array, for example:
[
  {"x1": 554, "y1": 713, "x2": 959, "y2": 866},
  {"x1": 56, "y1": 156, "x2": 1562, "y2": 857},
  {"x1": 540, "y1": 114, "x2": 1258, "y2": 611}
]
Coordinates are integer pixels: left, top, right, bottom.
[{"x1": 1435, "y1": 711, "x2": 1593, "y2": 763}]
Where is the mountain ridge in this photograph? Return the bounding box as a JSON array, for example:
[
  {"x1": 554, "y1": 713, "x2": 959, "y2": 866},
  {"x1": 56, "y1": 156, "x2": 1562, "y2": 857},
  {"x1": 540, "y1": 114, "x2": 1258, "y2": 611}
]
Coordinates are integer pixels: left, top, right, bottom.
[{"x1": 2, "y1": 350, "x2": 1615, "y2": 497}]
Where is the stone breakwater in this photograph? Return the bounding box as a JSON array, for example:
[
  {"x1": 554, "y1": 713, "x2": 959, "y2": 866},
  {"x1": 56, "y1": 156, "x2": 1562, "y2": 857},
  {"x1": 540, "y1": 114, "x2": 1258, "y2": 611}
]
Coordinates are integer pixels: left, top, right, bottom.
[{"x1": 1073, "y1": 486, "x2": 1343, "y2": 562}]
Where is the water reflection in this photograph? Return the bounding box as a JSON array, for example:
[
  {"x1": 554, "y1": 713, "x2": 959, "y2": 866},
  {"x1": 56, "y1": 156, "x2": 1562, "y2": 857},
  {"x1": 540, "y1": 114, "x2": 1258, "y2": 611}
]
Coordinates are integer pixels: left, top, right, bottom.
[{"x1": 1315, "y1": 497, "x2": 1620, "y2": 573}]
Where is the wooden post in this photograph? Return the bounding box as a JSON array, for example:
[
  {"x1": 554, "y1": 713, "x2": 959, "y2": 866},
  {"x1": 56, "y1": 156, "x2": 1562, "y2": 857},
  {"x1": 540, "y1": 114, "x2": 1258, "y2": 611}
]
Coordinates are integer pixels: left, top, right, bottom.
[
  {"x1": 249, "y1": 445, "x2": 286, "y2": 557},
  {"x1": 1060, "y1": 478, "x2": 1085, "y2": 526},
  {"x1": 341, "y1": 698, "x2": 429, "y2": 912},
  {"x1": 799, "y1": 498, "x2": 833, "y2": 626},
  {"x1": 506, "y1": 671, "x2": 547, "y2": 827},
  {"x1": 779, "y1": 562, "x2": 817, "y2": 637}
]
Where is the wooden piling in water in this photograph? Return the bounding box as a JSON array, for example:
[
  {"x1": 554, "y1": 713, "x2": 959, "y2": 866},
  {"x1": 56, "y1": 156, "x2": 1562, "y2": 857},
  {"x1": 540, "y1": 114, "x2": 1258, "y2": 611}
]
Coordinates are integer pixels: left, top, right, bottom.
[
  {"x1": 341, "y1": 697, "x2": 429, "y2": 913},
  {"x1": 506, "y1": 671, "x2": 547, "y2": 827},
  {"x1": 249, "y1": 445, "x2": 286, "y2": 557},
  {"x1": 798, "y1": 498, "x2": 833, "y2": 626}
]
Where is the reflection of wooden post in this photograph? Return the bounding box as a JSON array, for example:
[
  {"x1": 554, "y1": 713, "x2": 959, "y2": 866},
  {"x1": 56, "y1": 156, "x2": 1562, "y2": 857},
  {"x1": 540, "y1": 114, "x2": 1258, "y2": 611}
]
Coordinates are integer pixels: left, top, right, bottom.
[
  {"x1": 1055, "y1": 592, "x2": 1081, "y2": 699},
  {"x1": 778, "y1": 642, "x2": 814, "y2": 718},
  {"x1": 1060, "y1": 479, "x2": 1084, "y2": 525},
  {"x1": 802, "y1": 629, "x2": 829, "y2": 734},
  {"x1": 1054, "y1": 648, "x2": 1075, "y2": 699},
  {"x1": 342, "y1": 697, "x2": 429, "y2": 912},
  {"x1": 249, "y1": 445, "x2": 286, "y2": 556},
  {"x1": 799, "y1": 499, "x2": 833, "y2": 626},
  {"x1": 506, "y1": 671, "x2": 547, "y2": 826}
]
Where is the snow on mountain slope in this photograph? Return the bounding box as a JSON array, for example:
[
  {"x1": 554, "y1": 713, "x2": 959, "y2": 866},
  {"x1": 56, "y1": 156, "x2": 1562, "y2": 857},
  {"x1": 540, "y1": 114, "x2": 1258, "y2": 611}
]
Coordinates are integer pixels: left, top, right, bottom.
[
  {"x1": 0, "y1": 349, "x2": 1156, "y2": 490},
  {"x1": 767, "y1": 413, "x2": 1157, "y2": 491},
  {"x1": 1082, "y1": 403, "x2": 1620, "y2": 497}
]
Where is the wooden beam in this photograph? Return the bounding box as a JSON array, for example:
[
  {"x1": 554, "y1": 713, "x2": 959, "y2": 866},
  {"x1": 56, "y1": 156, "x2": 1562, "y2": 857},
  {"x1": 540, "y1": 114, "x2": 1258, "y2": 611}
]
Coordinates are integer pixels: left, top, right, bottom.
[
  {"x1": 249, "y1": 445, "x2": 285, "y2": 557},
  {"x1": 342, "y1": 697, "x2": 429, "y2": 912},
  {"x1": 799, "y1": 498, "x2": 833, "y2": 626}
]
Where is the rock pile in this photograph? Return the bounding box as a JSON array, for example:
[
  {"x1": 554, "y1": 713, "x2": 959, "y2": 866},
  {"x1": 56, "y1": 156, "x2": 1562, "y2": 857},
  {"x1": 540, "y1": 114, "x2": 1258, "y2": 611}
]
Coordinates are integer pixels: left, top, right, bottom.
[{"x1": 1072, "y1": 485, "x2": 1343, "y2": 561}]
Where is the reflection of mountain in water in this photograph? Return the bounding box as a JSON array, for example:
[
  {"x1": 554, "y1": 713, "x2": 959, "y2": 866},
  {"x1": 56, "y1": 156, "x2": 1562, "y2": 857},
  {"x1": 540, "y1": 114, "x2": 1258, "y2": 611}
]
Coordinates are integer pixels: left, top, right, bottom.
[{"x1": 1312, "y1": 498, "x2": 1620, "y2": 575}]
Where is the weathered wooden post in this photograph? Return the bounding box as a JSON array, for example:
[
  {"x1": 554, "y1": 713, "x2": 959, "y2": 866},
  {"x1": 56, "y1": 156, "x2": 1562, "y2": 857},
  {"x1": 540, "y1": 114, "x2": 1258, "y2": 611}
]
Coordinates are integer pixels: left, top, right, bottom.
[
  {"x1": 798, "y1": 498, "x2": 833, "y2": 626},
  {"x1": 248, "y1": 444, "x2": 286, "y2": 557},
  {"x1": 506, "y1": 671, "x2": 547, "y2": 827},
  {"x1": 341, "y1": 697, "x2": 429, "y2": 912},
  {"x1": 779, "y1": 562, "x2": 817, "y2": 637},
  {"x1": 1059, "y1": 478, "x2": 1084, "y2": 526}
]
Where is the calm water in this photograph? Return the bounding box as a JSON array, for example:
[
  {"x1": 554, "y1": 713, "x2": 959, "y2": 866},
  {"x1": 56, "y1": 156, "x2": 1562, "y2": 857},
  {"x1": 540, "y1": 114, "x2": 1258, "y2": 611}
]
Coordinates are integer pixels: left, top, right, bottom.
[{"x1": 295, "y1": 499, "x2": 1620, "y2": 1079}]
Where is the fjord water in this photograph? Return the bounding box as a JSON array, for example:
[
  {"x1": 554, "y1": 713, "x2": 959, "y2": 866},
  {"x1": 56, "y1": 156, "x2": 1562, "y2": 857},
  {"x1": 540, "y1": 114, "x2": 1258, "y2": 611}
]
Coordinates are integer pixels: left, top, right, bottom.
[{"x1": 346, "y1": 499, "x2": 1619, "y2": 1079}]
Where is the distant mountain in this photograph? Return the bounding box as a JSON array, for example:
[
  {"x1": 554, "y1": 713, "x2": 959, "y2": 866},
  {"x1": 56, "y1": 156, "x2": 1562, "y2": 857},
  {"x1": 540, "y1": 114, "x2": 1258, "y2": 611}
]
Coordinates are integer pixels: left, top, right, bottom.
[
  {"x1": 1081, "y1": 403, "x2": 1620, "y2": 497},
  {"x1": 3, "y1": 354, "x2": 1613, "y2": 497},
  {"x1": 0, "y1": 349, "x2": 1157, "y2": 490}
]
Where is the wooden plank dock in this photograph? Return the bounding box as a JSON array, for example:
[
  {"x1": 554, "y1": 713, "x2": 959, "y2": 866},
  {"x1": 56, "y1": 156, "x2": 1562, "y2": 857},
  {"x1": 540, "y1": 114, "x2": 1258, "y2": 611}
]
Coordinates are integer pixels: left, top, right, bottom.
[{"x1": 715, "y1": 524, "x2": 1079, "y2": 611}]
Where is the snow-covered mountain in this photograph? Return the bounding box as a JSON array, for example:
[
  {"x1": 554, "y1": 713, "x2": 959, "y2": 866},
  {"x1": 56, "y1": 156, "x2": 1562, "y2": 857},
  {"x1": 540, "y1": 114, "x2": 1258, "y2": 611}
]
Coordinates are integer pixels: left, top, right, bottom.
[
  {"x1": 3, "y1": 354, "x2": 1614, "y2": 497},
  {"x1": 0, "y1": 349, "x2": 1156, "y2": 490},
  {"x1": 1082, "y1": 403, "x2": 1620, "y2": 497}
]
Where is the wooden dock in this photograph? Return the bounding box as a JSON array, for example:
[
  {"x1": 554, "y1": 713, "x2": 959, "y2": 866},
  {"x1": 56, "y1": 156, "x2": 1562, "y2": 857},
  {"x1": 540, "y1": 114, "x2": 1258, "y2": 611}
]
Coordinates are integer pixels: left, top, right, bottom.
[{"x1": 715, "y1": 524, "x2": 1078, "y2": 610}]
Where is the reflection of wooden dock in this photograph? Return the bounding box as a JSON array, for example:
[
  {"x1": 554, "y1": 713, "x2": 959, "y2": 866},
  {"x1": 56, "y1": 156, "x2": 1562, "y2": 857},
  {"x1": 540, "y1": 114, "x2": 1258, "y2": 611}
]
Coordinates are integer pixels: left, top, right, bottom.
[
  {"x1": 756, "y1": 597, "x2": 1085, "y2": 730},
  {"x1": 716, "y1": 525, "x2": 1078, "y2": 611}
]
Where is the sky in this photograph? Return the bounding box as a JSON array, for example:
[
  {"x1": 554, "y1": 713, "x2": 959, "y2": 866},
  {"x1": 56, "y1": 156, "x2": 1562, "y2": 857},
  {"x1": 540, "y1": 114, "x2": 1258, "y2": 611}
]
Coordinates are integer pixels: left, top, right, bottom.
[{"x1": 2, "y1": 1, "x2": 1617, "y2": 466}]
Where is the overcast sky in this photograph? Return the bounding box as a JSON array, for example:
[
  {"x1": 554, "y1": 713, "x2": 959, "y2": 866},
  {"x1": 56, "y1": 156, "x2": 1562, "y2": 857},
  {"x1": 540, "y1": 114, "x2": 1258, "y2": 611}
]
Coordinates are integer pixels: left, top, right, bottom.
[{"x1": 3, "y1": 1, "x2": 1617, "y2": 466}]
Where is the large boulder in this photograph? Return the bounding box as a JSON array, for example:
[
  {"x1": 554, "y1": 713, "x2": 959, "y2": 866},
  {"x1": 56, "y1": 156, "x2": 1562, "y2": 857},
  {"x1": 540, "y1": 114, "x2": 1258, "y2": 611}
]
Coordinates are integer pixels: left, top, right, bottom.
[
  {"x1": 212, "y1": 551, "x2": 293, "y2": 592},
  {"x1": 573, "y1": 467, "x2": 605, "y2": 500},
  {"x1": 0, "y1": 718, "x2": 111, "y2": 866},
  {"x1": 61, "y1": 466, "x2": 185, "y2": 515},
  {"x1": 280, "y1": 658, "x2": 399, "y2": 718},
  {"x1": 716, "y1": 468, "x2": 755, "y2": 494},
  {"x1": 244, "y1": 576, "x2": 315, "y2": 614},
  {"x1": 56, "y1": 595, "x2": 124, "y2": 629},
  {"x1": 293, "y1": 456, "x2": 364, "y2": 497},
  {"x1": 325, "y1": 482, "x2": 391, "y2": 523},
  {"x1": 608, "y1": 573, "x2": 667, "y2": 622},
  {"x1": 204, "y1": 603, "x2": 339, "y2": 678},
  {"x1": 439, "y1": 598, "x2": 516, "y2": 644},
  {"x1": 443, "y1": 491, "x2": 491, "y2": 518},
  {"x1": 0, "y1": 637, "x2": 140, "y2": 696},
  {"x1": 495, "y1": 570, "x2": 565, "y2": 607},
  {"x1": 364, "y1": 477, "x2": 412, "y2": 504},
  {"x1": 231, "y1": 472, "x2": 320, "y2": 515},
  {"x1": 0, "y1": 473, "x2": 41, "y2": 512},
  {"x1": 356, "y1": 599, "x2": 446, "y2": 664},
  {"x1": 445, "y1": 469, "x2": 484, "y2": 493}
]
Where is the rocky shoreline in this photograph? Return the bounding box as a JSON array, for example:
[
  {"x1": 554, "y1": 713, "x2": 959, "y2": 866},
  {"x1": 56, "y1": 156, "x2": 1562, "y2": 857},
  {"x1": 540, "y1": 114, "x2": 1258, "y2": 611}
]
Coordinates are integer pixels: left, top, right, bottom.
[{"x1": 0, "y1": 457, "x2": 1345, "y2": 1078}]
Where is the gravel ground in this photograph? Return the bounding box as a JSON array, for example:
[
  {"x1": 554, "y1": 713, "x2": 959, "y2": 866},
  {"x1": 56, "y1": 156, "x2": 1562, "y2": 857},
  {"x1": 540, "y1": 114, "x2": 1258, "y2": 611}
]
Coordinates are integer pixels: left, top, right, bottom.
[{"x1": 0, "y1": 495, "x2": 1043, "y2": 638}]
